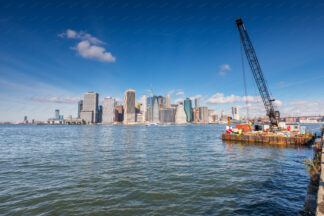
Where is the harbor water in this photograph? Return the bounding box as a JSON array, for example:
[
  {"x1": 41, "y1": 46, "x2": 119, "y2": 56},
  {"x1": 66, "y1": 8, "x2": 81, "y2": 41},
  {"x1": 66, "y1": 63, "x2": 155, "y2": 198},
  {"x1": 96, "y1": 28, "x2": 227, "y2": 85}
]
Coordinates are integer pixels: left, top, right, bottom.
[{"x1": 0, "y1": 124, "x2": 319, "y2": 215}]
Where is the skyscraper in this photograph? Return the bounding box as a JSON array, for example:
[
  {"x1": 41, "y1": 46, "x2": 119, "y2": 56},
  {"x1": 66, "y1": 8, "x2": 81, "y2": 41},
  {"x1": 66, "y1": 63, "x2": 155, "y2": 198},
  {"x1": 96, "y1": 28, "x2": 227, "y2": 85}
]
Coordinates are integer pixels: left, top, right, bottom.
[
  {"x1": 157, "y1": 96, "x2": 166, "y2": 108},
  {"x1": 151, "y1": 96, "x2": 159, "y2": 123},
  {"x1": 123, "y1": 89, "x2": 136, "y2": 124},
  {"x1": 232, "y1": 106, "x2": 240, "y2": 120},
  {"x1": 77, "y1": 100, "x2": 83, "y2": 119},
  {"x1": 98, "y1": 105, "x2": 103, "y2": 123},
  {"x1": 199, "y1": 107, "x2": 209, "y2": 123},
  {"x1": 80, "y1": 92, "x2": 99, "y2": 124},
  {"x1": 195, "y1": 98, "x2": 200, "y2": 108},
  {"x1": 55, "y1": 109, "x2": 60, "y2": 119},
  {"x1": 159, "y1": 108, "x2": 176, "y2": 124},
  {"x1": 141, "y1": 95, "x2": 147, "y2": 122},
  {"x1": 115, "y1": 105, "x2": 124, "y2": 122},
  {"x1": 175, "y1": 104, "x2": 186, "y2": 124},
  {"x1": 166, "y1": 93, "x2": 171, "y2": 108},
  {"x1": 184, "y1": 98, "x2": 192, "y2": 122},
  {"x1": 102, "y1": 97, "x2": 115, "y2": 124}
]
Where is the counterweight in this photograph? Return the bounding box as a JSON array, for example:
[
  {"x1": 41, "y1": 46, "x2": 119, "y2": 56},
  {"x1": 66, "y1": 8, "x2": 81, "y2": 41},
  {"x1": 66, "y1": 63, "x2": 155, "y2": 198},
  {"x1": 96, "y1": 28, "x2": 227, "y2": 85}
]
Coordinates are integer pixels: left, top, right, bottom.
[{"x1": 236, "y1": 18, "x2": 280, "y2": 128}]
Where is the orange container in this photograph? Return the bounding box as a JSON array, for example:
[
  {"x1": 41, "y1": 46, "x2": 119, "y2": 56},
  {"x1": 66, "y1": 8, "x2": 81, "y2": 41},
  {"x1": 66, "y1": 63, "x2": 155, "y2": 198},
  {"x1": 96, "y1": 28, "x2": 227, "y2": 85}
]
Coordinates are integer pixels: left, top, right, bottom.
[{"x1": 236, "y1": 124, "x2": 251, "y2": 132}]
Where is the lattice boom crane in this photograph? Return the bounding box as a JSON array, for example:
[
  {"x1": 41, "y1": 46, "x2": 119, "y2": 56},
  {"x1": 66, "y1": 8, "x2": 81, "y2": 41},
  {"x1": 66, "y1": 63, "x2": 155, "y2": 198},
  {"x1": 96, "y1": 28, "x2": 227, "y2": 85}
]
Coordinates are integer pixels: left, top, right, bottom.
[{"x1": 236, "y1": 18, "x2": 280, "y2": 129}]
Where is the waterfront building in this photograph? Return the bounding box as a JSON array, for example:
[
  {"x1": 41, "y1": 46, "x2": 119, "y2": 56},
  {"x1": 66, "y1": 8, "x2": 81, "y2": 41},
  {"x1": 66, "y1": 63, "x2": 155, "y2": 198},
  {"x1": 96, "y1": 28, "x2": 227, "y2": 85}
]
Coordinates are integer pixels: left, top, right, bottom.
[
  {"x1": 158, "y1": 96, "x2": 166, "y2": 108},
  {"x1": 199, "y1": 107, "x2": 209, "y2": 123},
  {"x1": 115, "y1": 105, "x2": 124, "y2": 122},
  {"x1": 147, "y1": 96, "x2": 151, "y2": 109},
  {"x1": 193, "y1": 108, "x2": 199, "y2": 123},
  {"x1": 141, "y1": 95, "x2": 147, "y2": 122},
  {"x1": 146, "y1": 107, "x2": 152, "y2": 122},
  {"x1": 208, "y1": 109, "x2": 218, "y2": 123},
  {"x1": 151, "y1": 96, "x2": 159, "y2": 123},
  {"x1": 55, "y1": 109, "x2": 60, "y2": 119},
  {"x1": 221, "y1": 109, "x2": 227, "y2": 121},
  {"x1": 24, "y1": 116, "x2": 27, "y2": 121},
  {"x1": 123, "y1": 89, "x2": 136, "y2": 124},
  {"x1": 80, "y1": 92, "x2": 99, "y2": 124},
  {"x1": 184, "y1": 98, "x2": 193, "y2": 122},
  {"x1": 98, "y1": 105, "x2": 103, "y2": 123},
  {"x1": 102, "y1": 97, "x2": 115, "y2": 124},
  {"x1": 166, "y1": 93, "x2": 171, "y2": 108},
  {"x1": 160, "y1": 108, "x2": 176, "y2": 124},
  {"x1": 77, "y1": 100, "x2": 83, "y2": 119},
  {"x1": 195, "y1": 98, "x2": 200, "y2": 108},
  {"x1": 232, "y1": 106, "x2": 239, "y2": 120},
  {"x1": 175, "y1": 104, "x2": 187, "y2": 124}
]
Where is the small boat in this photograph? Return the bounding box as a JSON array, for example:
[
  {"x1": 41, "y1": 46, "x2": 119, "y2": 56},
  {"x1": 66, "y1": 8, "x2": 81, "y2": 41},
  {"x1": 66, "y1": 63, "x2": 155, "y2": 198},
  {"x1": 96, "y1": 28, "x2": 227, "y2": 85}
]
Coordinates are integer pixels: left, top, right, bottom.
[{"x1": 145, "y1": 123, "x2": 158, "y2": 126}]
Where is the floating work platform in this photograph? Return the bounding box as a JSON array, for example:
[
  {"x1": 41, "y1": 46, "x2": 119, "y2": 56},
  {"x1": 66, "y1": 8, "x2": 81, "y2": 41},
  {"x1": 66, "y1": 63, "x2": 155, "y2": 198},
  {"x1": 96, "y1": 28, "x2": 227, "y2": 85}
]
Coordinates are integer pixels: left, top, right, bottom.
[{"x1": 222, "y1": 133, "x2": 315, "y2": 145}]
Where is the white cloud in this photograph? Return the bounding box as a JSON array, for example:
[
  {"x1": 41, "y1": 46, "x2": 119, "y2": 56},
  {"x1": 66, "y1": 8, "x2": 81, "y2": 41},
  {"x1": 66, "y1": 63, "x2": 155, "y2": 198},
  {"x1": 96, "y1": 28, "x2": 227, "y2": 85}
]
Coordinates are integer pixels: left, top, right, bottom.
[
  {"x1": 219, "y1": 64, "x2": 231, "y2": 77},
  {"x1": 30, "y1": 97, "x2": 81, "y2": 103},
  {"x1": 176, "y1": 91, "x2": 184, "y2": 96},
  {"x1": 189, "y1": 94, "x2": 203, "y2": 100},
  {"x1": 59, "y1": 29, "x2": 116, "y2": 63},
  {"x1": 220, "y1": 64, "x2": 231, "y2": 71},
  {"x1": 59, "y1": 29, "x2": 104, "y2": 44},
  {"x1": 219, "y1": 71, "x2": 227, "y2": 76},
  {"x1": 206, "y1": 93, "x2": 262, "y2": 104},
  {"x1": 75, "y1": 41, "x2": 116, "y2": 63}
]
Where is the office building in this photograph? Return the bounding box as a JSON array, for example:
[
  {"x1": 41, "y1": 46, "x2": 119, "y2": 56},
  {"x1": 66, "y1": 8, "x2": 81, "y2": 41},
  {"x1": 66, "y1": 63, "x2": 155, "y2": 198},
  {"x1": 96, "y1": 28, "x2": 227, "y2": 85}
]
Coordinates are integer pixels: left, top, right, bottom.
[
  {"x1": 55, "y1": 109, "x2": 60, "y2": 119},
  {"x1": 166, "y1": 93, "x2": 171, "y2": 108},
  {"x1": 24, "y1": 116, "x2": 27, "y2": 121},
  {"x1": 157, "y1": 96, "x2": 166, "y2": 108},
  {"x1": 80, "y1": 92, "x2": 99, "y2": 124},
  {"x1": 77, "y1": 100, "x2": 83, "y2": 118},
  {"x1": 147, "y1": 96, "x2": 151, "y2": 109},
  {"x1": 160, "y1": 108, "x2": 176, "y2": 124},
  {"x1": 115, "y1": 105, "x2": 124, "y2": 122},
  {"x1": 98, "y1": 105, "x2": 103, "y2": 123},
  {"x1": 102, "y1": 97, "x2": 115, "y2": 124},
  {"x1": 195, "y1": 98, "x2": 200, "y2": 108},
  {"x1": 141, "y1": 95, "x2": 147, "y2": 122},
  {"x1": 221, "y1": 109, "x2": 227, "y2": 121},
  {"x1": 232, "y1": 106, "x2": 240, "y2": 120},
  {"x1": 175, "y1": 104, "x2": 187, "y2": 124},
  {"x1": 151, "y1": 96, "x2": 159, "y2": 123},
  {"x1": 184, "y1": 98, "x2": 192, "y2": 122},
  {"x1": 199, "y1": 107, "x2": 209, "y2": 123},
  {"x1": 123, "y1": 89, "x2": 136, "y2": 124},
  {"x1": 193, "y1": 108, "x2": 199, "y2": 123},
  {"x1": 208, "y1": 109, "x2": 218, "y2": 123}
]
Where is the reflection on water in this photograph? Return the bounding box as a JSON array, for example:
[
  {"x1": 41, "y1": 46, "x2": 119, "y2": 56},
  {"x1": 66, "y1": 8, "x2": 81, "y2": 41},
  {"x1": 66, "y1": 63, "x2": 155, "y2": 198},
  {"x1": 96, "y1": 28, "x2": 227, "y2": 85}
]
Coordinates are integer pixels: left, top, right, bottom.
[{"x1": 0, "y1": 124, "x2": 318, "y2": 215}]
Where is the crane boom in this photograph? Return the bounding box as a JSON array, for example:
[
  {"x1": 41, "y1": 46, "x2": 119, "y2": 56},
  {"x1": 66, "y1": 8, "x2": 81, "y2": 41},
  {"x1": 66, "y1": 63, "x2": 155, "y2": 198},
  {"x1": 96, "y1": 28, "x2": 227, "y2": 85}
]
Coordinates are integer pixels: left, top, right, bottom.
[{"x1": 236, "y1": 18, "x2": 279, "y2": 129}]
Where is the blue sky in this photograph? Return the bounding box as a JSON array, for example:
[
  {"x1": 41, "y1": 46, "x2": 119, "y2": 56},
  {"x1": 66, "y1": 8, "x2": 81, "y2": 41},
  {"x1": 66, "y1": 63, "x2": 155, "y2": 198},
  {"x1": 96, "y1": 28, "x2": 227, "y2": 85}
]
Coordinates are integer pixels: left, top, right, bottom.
[{"x1": 0, "y1": 0, "x2": 323, "y2": 121}]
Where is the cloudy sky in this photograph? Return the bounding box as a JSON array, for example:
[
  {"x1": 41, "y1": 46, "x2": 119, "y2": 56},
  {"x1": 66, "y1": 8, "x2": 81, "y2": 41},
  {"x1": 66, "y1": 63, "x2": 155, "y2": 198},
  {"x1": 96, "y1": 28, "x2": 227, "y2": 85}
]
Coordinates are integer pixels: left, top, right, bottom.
[{"x1": 0, "y1": 0, "x2": 323, "y2": 121}]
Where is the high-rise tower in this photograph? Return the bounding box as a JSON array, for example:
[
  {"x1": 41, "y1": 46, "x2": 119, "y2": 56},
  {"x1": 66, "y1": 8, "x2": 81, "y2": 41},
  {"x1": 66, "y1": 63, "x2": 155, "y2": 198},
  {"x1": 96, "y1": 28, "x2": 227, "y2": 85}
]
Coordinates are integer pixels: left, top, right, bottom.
[
  {"x1": 123, "y1": 89, "x2": 136, "y2": 124},
  {"x1": 102, "y1": 97, "x2": 115, "y2": 124},
  {"x1": 166, "y1": 93, "x2": 171, "y2": 108},
  {"x1": 184, "y1": 98, "x2": 192, "y2": 122},
  {"x1": 80, "y1": 92, "x2": 99, "y2": 124}
]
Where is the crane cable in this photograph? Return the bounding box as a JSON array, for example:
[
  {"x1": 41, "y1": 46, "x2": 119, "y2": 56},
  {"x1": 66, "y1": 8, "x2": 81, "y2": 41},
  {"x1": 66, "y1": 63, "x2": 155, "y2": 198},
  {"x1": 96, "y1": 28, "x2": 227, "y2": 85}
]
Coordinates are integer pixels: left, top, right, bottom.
[{"x1": 240, "y1": 38, "x2": 249, "y2": 119}]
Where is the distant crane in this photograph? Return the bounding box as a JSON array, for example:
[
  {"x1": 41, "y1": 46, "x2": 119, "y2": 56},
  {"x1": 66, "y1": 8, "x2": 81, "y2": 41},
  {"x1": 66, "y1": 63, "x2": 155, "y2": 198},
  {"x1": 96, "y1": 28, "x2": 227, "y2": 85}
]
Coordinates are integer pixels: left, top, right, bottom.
[{"x1": 236, "y1": 18, "x2": 280, "y2": 130}]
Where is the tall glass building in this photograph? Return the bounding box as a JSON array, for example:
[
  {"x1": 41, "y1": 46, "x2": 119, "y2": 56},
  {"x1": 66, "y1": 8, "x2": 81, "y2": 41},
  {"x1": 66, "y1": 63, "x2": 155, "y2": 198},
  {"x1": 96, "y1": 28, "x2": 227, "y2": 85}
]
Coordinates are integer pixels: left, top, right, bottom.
[
  {"x1": 184, "y1": 98, "x2": 192, "y2": 122},
  {"x1": 55, "y1": 109, "x2": 60, "y2": 119},
  {"x1": 151, "y1": 96, "x2": 159, "y2": 123}
]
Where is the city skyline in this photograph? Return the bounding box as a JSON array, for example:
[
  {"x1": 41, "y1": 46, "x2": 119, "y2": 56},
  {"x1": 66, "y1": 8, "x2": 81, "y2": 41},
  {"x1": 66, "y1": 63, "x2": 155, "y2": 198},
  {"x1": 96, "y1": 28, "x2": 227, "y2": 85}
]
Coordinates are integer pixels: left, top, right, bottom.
[{"x1": 1, "y1": 0, "x2": 324, "y2": 121}]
